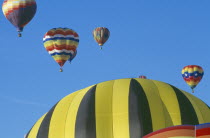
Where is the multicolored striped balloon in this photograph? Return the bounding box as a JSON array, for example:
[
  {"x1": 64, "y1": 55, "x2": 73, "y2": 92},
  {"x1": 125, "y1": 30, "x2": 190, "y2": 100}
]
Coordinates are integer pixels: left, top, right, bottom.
[
  {"x1": 93, "y1": 27, "x2": 110, "y2": 49},
  {"x1": 2, "y1": 0, "x2": 37, "y2": 37},
  {"x1": 144, "y1": 123, "x2": 210, "y2": 138},
  {"x1": 143, "y1": 125, "x2": 195, "y2": 138},
  {"x1": 181, "y1": 65, "x2": 204, "y2": 93},
  {"x1": 68, "y1": 49, "x2": 77, "y2": 63},
  {"x1": 196, "y1": 123, "x2": 210, "y2": 137},
  {"x1": 43, "y1": 28, "x2": 79, "y2": 72}
]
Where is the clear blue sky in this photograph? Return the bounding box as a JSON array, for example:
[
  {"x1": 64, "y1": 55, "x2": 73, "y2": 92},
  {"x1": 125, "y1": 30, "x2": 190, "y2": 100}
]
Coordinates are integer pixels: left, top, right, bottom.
[{"x1": 0, "y1": 0, "x2": 210, "y2": 137}]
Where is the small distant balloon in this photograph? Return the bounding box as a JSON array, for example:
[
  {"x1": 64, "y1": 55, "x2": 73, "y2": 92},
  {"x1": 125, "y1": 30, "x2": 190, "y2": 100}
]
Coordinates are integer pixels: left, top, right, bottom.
[
  {"x1": 43, "y1": 27, "x2": 79, "y2": 72},
  {"x1": 181, "y1": 65, "x2": 204, "y2": 93},
  {"x1": 93, "y1": 27, "x2": 110, "y2": 49},
  {"x1": 139, "y1": 75, "x2": 147, "y2": 79},
  {"x1": 2, "y1": 0, "x2": 37, "y2": 37}
]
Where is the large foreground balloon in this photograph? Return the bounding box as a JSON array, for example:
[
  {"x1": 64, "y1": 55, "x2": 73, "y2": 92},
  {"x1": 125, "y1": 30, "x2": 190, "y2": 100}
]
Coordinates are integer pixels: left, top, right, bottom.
[
  {"x1": 2, "y1": 0, "x2": 37, "y2": 37},
  {"x1": 25, "y1": 78, "x2": 210, "y2": 138},
  {"x1": 93, "y1": 27, "x2": 110, "y2": 49},
  {"x1": 182, "y1": 65, "x2": 204, "y2": 93},
  {"x1": 43, "y1": 28, "x2": 79, "y2": 72}
]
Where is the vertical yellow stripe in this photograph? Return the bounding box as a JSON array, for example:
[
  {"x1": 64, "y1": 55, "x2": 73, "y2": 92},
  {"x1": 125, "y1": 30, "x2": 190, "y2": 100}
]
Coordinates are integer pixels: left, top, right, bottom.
[
  {"x1": 182, "y1": 91, "x2": 210, "y2": 123},
  {"x1": 48, "y1": 92, "x2": 79, "y2": 138},
  {"x1": 112, "y1": 79, "x2": 130, "y2": 138},
  {"x1": 135, "y1": 79, "x2": 166, "y2": 131},
  {"x1": 152, "y1": 80, "x2": 182, "y2": 126},
  {"x1": 95, "y1": 80, "x2": 114, "y2": 138},
  {"x1": 65, "y1": 85, "x2": 94, "y2": 138},
  {"x1": 27, "y1": 114, "x2": 46, "y2": 138}
]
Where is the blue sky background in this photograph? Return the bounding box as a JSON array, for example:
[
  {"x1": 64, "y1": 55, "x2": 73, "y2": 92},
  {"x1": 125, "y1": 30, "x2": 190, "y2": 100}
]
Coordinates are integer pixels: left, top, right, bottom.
[{"x1": 0, "y1": 0, "x2": 210, "y2": 137}]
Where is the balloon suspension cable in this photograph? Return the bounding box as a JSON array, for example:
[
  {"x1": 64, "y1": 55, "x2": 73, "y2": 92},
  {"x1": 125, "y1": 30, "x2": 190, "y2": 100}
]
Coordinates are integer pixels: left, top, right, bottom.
[
  {"x1": 192, "y1": 88, "x2": 194, "y2": 93},
  {"x1": 59, "y1": 68, "x2": 63, "y2": 72},
  {"x1": 18, "y1": 32, "x2": 22, "y2": 37}
]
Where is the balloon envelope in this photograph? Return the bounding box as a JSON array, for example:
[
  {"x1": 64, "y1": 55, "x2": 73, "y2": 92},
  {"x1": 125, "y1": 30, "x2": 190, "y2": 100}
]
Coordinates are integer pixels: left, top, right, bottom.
[
  {"x1": 93, "y1": 27, "x2": 110, "y2": 47},
  {"x1": 181, "y1": 65, "x2": 204, "y2": 92},
  {"x1": 2, "y1": 0, "x2": 37, "y2": 36},
  {"x1": 143, "y1": 123, "x2": 210, "y2": 138},
  {"x1": 196, "y1": 123, "x2": 210, "y2": 137},
  {"x1": 143, "y1": 125, "x2": 195, "y2": 138},
  {"x1": 43, "y1": 27, "x2": 79, "y2": 71},
  {"x1": 25, "y1": 78, "x2": 210, "y2": 138}
]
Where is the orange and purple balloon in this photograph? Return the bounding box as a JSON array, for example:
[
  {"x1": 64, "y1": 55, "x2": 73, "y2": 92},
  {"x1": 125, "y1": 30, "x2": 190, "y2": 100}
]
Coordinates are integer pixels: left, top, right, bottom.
[
  {"x1": 2, "y1": 0, "x2": 37, "y2": 37},
  {"x1": 93, "y1": 27, "x2": 110, "y2": 49}
]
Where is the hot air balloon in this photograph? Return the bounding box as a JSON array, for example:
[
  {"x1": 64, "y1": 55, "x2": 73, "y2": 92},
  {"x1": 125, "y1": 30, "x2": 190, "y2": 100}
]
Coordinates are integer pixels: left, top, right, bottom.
[
  {"x1": 196, "y1": 123, "x2": 210, "y2": 137},
  {"x1": 68, "y1": 49, "x2": 77, "y2": 63},
  {"x1": 181, "y1": 65, "x2": 204, "y2": 93},
  {"x1": 93, "y1": 27, "x2": 110, "y2": 49},
  {"x1": 25, "y1": 78, "x2": 210, "y2": 138},
  {"x1": 143, "y1": 123, "x2": 210, "y2": 138},
  {"x1": 43, "y1": 28, "x2": 79, "y2": 72},
  {"x1": 143, "y1": 125, "x2": 195, "y2": 138},
  {"x1": 139, "y1": 75, "x2": 147, "y2": 79},
  {"x1": 2, "y1": 0, "x2": 37, "y2": 37}
]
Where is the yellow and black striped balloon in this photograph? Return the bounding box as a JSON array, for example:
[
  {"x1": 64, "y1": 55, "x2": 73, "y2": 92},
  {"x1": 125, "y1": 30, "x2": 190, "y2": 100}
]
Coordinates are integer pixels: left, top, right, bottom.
[{"x1": 25, "y1": 78, "x2": 210, "y2": 138}]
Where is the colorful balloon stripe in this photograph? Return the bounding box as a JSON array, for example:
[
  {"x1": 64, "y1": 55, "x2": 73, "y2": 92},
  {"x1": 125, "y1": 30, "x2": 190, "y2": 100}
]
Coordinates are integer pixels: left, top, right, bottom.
[
  {"x1": 143, "y1": 125, "x2": 195, "y2": 138},
  {"x1": 45, "y1": 46, "x2": 76, "y2": 51},
  {"x1": 50, "y1": 52, "x2": 73, "y2": 56},
  {"x1": 43, "y1": 37, "x2": 79, "y2": 43},
  {"x1": 196, "y1": 123, "x2": 210, "y2": 137},
  {"x1": 144, "y1": 123, "x2": 210, "y2": 138}
]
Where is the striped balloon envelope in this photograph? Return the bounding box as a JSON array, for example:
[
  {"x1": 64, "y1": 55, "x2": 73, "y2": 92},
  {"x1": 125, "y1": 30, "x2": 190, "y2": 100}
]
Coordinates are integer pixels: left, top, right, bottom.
[
  {"x1": 2, "y1": 0, "x2": 37, "y2": 37},
  {"x1": 196, "y1": 123, "x2": 210, "y2": 138},
  {"x1": 143, "y1": 123, "x2": 210, "y2": 138},
  {"x1": 43, "y1": 28, "x2": 79, "y2": 72},
  {"x1": 143, "y1": 125, "x2": 195, "y2": 138},
  {"x1": 93, "y1": 27, "x2": 110, "y2": 49},
  {"x1": 25, "y1": 78, "x2": 210, "y2": 138},
  {"x1": 182, "y1": 65, "x2": 204, "y2": 93}
]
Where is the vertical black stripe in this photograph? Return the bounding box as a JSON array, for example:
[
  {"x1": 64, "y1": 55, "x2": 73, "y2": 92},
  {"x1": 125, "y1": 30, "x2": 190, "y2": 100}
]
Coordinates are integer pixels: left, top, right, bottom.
[
  {"x1": 129, "y1": 79, "x2": 153, "y2": 137},
  {"x1": 75, "y1": 85, "x2": 96, "y2": 138},
  {"x1": 170, "y1": 85, "x2": 199, "y2": 125},
  {"x1": 37, "y1": 104, "x2": 57, "y2": 138}
]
